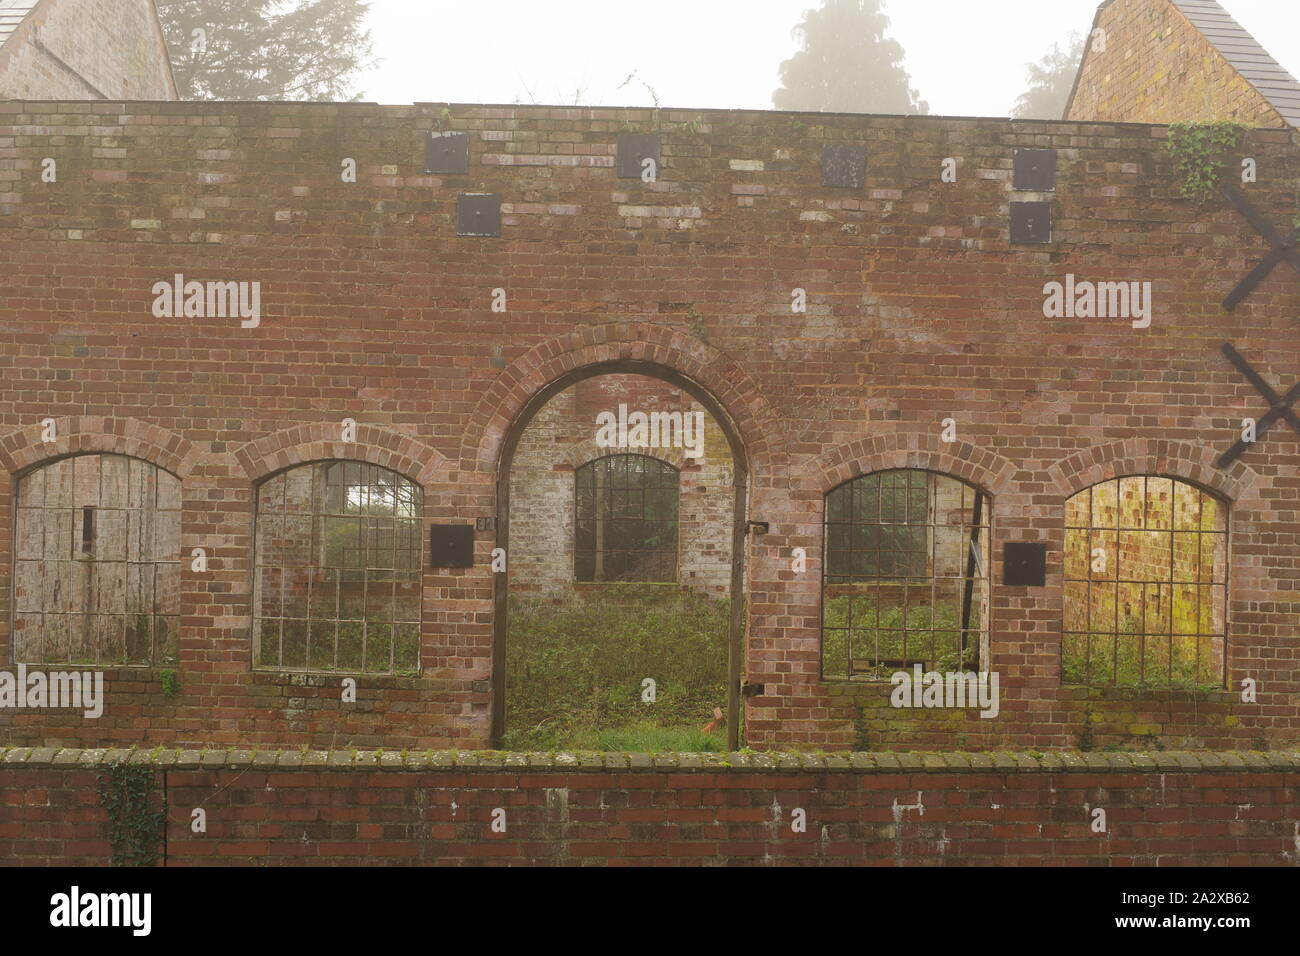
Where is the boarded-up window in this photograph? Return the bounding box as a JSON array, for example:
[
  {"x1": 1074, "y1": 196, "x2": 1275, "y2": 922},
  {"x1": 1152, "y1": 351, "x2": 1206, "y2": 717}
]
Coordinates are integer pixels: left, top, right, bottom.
[
  {"x1": 1063, "y1": 476, "x2": 1227, "y2": 688},
  {"x1": 574, "y1": 454, "x2": 679, "y2": 582},
  {"x1": 13, "y1": 454, "x2": 181, "y2": 665},
  {"x1": 253, "y1": 461, "x2": 422, "y2": 675},
  {"x1": 822, "y1": 470, "x2": 990, "y2": 680}
]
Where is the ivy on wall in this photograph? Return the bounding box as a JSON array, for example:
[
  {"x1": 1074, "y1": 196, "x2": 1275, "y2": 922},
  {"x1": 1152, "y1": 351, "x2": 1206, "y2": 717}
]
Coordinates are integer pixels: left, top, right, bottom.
[
  {"x1": 97, "y1": 762, "x2": 166, "y2": 867},
  {"x1": 1166, "y1": 121, "x2": 1246, "y2": 202}
]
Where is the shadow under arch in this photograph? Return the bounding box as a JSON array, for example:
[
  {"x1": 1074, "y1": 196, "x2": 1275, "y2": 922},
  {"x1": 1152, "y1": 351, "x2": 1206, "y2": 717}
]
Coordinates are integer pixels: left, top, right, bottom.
[{"x1": 493, "y1": 358, "x2": 751, "y2": 749}]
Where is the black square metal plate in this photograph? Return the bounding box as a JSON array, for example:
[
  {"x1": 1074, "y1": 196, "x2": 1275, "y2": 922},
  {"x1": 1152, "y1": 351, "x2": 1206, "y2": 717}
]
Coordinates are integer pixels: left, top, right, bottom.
[
  {"x1": 456, "y1": 193, "x2": 500, "y2": 237},
  {"x1": 430, "y1": 525, "x2": 475, "y2": 568},
  {"x1": 1004, "y1": 542, "x2": 1048, "y2": 587},
  {"x1": 425, "y1": 131, "x2": 469, "y2": 174},
  {"x1": 1010, "y1": 201, "x2": 1052, "y2": 244},
  {"x1": 616, "y1": 133, "x2": 661, "y2": 179},
  {"x1": 1013, "y1": 148, "x2": 1056, "y2": 191},
  {"x1": 822, "y1": 143, "x2": 866, "y2": 189}
]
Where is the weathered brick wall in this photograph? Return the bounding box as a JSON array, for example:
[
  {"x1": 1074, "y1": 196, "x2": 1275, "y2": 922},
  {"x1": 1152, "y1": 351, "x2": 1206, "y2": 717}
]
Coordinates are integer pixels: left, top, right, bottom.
[
  {"x1": 1067, "y1": 0, "x2": 1286, "y2": 126},
  {"x1": 0, "y1": 0, "x2": 175, "y2": 101},
  {"x1": 509, "y1": 374, "x2": 733, "y2": 598},
  {"x1": 2, "y1": 748, "x2": 1297, "y2": 866},
  {"x1": 0, "y1": 101, "x2": 1296, "y2": 752}
]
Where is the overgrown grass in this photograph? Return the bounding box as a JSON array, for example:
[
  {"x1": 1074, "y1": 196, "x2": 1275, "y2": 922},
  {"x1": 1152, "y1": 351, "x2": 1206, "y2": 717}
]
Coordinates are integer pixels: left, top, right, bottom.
[
  {"x1": 503, "y1": 584, "x2": 730, "y2": 751},
  {"x1": 261, "y1": 614, "x2": 421, "y2": 676},
  {"x1": 1063, "y1": 585, "x2": 1225, "y2": 690},
  {"x1": 822, "y1": 585, "x2": 1223, "y2": 690},
  {"x1": 822, "y1": 590, "x2": 976, "y2": 680},
  {"x1": 558, "y1": 723, "x2": 726, "y2": 753}
]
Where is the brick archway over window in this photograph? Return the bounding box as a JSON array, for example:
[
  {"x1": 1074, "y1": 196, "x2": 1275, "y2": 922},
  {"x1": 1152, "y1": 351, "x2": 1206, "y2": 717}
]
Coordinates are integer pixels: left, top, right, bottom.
[
  {"x1": 813, "y1": 431, "x2": 1019, "y2": 498},
  {"x1": 233, "y1": 423, "x2": 446, "y2": 486},
  {"x1": 0, "y1": 417, "x2": 199, "y2": 479},
  {"x1": 1046, "y1": 437, "x2": 1258, "y2": 505},
  {"x1": 459, "y1": 322, "x2": 783, "y2": 476}
]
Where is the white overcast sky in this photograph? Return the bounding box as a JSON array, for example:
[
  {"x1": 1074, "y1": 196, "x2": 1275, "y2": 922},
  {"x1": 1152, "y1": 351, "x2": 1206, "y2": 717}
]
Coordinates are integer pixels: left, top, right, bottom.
[{"x1": 352, "y1": 0, "x2": 1300, "y2": 117}]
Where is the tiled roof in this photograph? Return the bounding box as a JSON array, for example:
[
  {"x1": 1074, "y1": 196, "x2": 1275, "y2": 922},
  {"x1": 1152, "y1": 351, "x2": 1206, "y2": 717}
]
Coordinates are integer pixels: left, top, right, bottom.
[
  {"x1": 1171, "y1": 0, "x2": 1300, "y2": 127},
  {"x1": 0, "y1": 0, "x2": 42, "y2": 51}
]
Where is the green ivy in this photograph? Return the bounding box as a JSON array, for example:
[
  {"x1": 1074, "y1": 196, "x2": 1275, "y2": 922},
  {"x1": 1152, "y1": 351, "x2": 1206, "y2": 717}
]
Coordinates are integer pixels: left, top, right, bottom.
[
  {"x1": 160, "y1": 669, "x2": 180, "y2": 699},
  {"x1": 1166, "y1": 121, "x2": 1245, "y2": 202},
  {"x1": 97, "y1": 763, "x2": 166, "y2": 867},
  {"x1": 1078, "y1": 707, "x2": 1095, "y2": 752}
]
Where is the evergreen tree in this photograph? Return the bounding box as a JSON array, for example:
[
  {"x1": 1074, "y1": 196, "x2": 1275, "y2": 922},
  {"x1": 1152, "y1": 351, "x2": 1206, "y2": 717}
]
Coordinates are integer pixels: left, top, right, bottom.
[
  {"x1": 773, "y1": 0, "x2": 928, "y2": 115},
  {"x1": 156, "y1": 0, "x2": 376, "y2": 101},
  {"x1": 1012, "y1": 31, "x2": 1086, "y2": 120}
]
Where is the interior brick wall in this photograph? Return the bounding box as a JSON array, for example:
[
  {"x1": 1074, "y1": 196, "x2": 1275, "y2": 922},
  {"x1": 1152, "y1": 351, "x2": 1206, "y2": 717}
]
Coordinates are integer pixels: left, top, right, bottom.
[{"x1": 509, "y1": 373, "x2": 733, "y2": 598}]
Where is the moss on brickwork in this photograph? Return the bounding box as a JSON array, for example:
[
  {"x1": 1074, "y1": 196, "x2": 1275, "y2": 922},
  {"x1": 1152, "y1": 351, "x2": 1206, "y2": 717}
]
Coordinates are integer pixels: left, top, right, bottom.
[{"x1": 4, "y1": 746, "x2": 1296, "y2": 773}]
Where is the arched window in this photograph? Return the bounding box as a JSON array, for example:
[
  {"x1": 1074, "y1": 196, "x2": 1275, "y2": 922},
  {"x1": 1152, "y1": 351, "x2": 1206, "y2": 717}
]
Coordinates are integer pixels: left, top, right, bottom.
[
  {"x1": 13, "y1": 454, "x2": 181, "y2": 665},
  {"x1": 254, "y1": 461, "x2": 422, "y2": 675},
  {"x1": 822, "y1": 469, "x2": 990, "y2": 679},
  {"x1": 1063, "y1": 476, "x2": 1227, "y2": 687},
  {"x1": 574, "y1": 454, "x2": 679, "y2": 582}
]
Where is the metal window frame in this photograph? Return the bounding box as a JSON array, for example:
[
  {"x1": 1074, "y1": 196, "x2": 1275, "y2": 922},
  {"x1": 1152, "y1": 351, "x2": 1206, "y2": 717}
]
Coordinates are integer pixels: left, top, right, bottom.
[
  {"x1": 573, "y1": 452, "x2": 681, "y2": 584},
  {"x1": 251, "y1": 460, "x2": 423, "y2": 677},
  {"x1": 1061, "y1": 475, "x2": 1229, "y2": 689},
  {"x1": 820, "y1": 469, "x2": 992, "y2": 682}
]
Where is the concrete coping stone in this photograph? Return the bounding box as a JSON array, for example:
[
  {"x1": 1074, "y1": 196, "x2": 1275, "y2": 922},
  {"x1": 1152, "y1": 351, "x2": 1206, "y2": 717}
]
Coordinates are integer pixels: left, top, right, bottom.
[{"x1": 0, "y1": 746, "x2": 1294, "y2": 773}]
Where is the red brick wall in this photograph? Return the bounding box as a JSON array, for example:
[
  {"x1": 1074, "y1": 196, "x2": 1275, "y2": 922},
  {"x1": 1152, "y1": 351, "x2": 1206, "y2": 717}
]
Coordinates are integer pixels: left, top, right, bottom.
[
  {"x1": 0, "y1": 101, "x2": 1296, "y2": 752},
  {"x1": 0, "y1": 0, "x2": 175, "y2": 101},
  {"x1": 1067, "y1": 0, "x2": 1287, "y2": 126},
  {"x1": 2, "y1": 749, "x2": 1297, "y2": 866}
]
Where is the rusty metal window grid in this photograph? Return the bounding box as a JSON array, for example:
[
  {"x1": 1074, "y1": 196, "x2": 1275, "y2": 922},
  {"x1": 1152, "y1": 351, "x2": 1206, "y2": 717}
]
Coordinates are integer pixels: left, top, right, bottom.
[
  {"x1": 253, "y1": 461, "x2": 422, "y2": 676},
  {"x1": 1062, "y1": 476, "x2": 1228, "y2": 689},
  {"x1": 13, "y1": 454, "x2": 181, "y2": 666},
  {"x1": 822, "y1": 470, "x2": 990, "y2": 681},
  {"x1": 574, "y1": 454, "x2": 679, "y2": 583}
]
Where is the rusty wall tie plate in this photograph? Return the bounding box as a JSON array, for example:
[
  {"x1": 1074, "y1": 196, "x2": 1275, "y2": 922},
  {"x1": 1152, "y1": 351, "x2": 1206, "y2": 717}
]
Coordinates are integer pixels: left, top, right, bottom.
[
  {"x1": 430, "y1": 525, "x2": 475, "y2": 568},
  {"x1": 456, "y1": 193, "x2": 500, "y2": 237},
  {"x1": 1013, "y1": 148, "x2": 1057, "y2": 191},
  {"x1": 821, "y1": 143, "x2": 866, "y2": 189},
  {"x1": 1003, "y1": 542, "x2": 1048, "y2": 587},
  {"x1": 425, "y1": 131, "x2": 469, "y2": 174},
  {"x1": 616, "y1": 133, "x2": 661, "y2": 179},
  {"x1": 1010, "y1": 201, "x2": 1052, "y2": 244}
]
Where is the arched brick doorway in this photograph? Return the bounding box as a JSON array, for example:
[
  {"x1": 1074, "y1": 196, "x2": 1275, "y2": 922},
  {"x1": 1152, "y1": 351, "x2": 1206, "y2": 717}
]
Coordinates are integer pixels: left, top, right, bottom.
[{"x1": 492, "y1": 359, "x2": 751, "y2": 749}]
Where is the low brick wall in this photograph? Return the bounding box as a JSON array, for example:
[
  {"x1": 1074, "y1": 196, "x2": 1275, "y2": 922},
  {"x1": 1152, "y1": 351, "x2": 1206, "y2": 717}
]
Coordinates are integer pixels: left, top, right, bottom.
[{"x1": 2, "y1": 748, "x2": 1297, "y2": 866}]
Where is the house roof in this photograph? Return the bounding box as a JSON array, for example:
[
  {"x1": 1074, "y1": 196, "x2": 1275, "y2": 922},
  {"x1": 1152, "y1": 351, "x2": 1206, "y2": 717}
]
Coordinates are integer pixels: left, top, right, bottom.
[
  {"x1": 1063, "y1": 0, "x2": 1300, "y2": 127},
  {"x1": 1169, "y1": 0, "x2": 1300, "y2": 127},
  {"x1": 0, "y1": 1, "x2": 42, "y2": 51}
]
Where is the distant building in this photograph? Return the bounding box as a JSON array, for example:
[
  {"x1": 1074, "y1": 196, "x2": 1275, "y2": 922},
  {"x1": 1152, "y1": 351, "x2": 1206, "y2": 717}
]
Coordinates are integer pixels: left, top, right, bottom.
[
  {"x1": 0, "y1": 0, "x2": 175, "y2": 100},
  {"x1": 1067, "y1": 0, "x2": 1300, "y2": 126}
]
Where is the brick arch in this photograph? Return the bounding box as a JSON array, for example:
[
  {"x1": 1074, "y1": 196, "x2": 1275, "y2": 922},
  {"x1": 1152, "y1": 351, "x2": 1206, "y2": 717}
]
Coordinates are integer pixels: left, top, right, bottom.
[
  {"x1": 459, "y1": 322, "x2": 781, "y2": 475},
  {"x1": 233, "y1": 422, "x2": 447, "y2": 486},
  {"x1": 0, "y1": 416, "x2": 198, "y2": 478},
  {"x1": 1046, "y1": 437, "x2": 1258, "y2": 505},
  {"x1": 813, "y1": 430, "x2": 1019, "y2": 499},
  {"x1": 558, "y1": 440, "x2": 708, "y2": 474}
]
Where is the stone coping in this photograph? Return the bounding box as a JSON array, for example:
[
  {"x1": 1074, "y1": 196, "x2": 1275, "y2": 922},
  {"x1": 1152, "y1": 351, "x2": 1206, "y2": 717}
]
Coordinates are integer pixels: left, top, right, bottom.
[{"x1": 1, "y1": 747, "x2": 1297, "y2": 774}]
